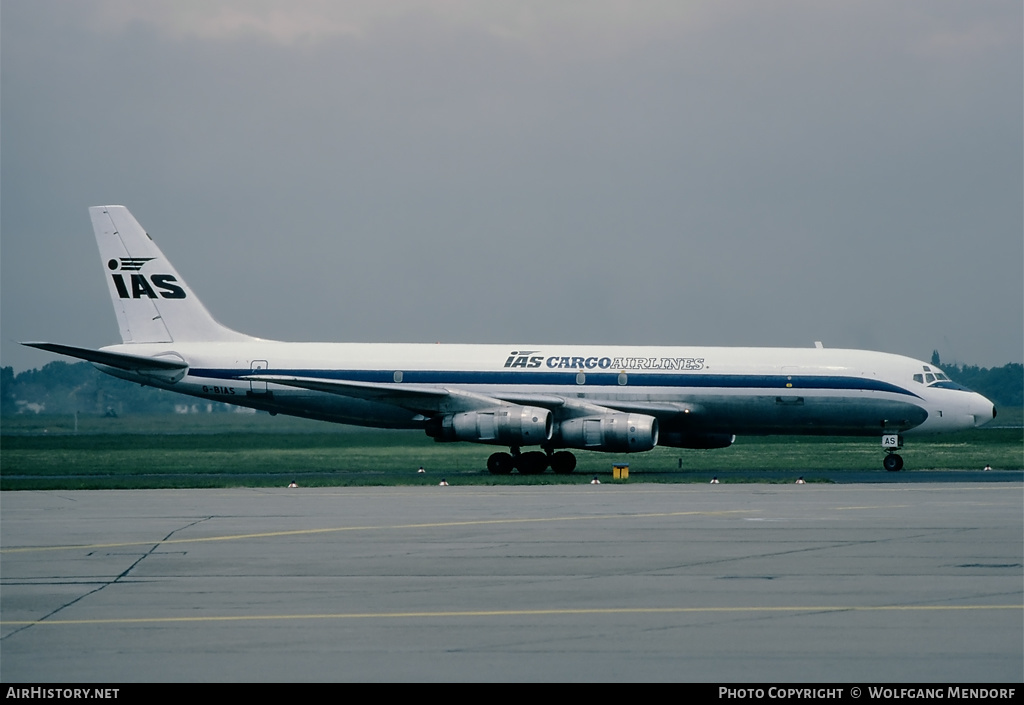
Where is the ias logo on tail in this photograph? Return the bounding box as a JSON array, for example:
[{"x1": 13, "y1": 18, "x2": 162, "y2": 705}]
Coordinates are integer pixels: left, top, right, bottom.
[
  {"x1": 107, "y1": 258, "x2": 185, "y2": 299},
  {"x1": 108, "y1": 257, "x2": 153, "y2": 272}
]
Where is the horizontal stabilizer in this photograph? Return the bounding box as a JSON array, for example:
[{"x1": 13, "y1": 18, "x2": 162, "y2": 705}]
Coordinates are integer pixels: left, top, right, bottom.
[{"x1": 22, "y1": 342, "x2": 188, "y2": 373}]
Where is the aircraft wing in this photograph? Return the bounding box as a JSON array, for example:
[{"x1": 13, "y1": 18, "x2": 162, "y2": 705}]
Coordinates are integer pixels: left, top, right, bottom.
[
  {"x1": 244, "y1": 374, "x2": 698, "y2": 422},
  {"x1": 493, "y1": 392, "x2": 702, "y2": 419},
  {"x1": 243, "y1": 374, "x2": 524, "y2": 417}
]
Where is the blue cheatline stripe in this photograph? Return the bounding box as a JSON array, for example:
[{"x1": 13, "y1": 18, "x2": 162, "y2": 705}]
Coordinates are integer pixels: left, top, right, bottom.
[{"x1": 191, "y1": 368, "x2": 921, "y2": 398}]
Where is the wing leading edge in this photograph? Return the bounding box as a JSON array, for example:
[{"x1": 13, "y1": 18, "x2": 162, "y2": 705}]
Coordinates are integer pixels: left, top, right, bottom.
[{"x1": 242, "y1": 373, "x2": 675, "y2": 421}]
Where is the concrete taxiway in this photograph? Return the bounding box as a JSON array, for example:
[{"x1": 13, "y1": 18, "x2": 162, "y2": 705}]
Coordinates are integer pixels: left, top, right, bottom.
[{"x1": 2, "y1": 483, "x2": 1022, "y2": 682}]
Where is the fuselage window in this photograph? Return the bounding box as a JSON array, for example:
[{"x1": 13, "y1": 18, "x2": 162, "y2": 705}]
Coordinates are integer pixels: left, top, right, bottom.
[{"x1": 913, "y1": 374, "x2": 924, "y2": 384}]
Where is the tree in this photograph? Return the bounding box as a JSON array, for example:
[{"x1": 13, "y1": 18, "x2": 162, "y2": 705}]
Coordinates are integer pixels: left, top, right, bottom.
[{"x1": 0, "y1": 366, "x2": 16, "y2": 415}]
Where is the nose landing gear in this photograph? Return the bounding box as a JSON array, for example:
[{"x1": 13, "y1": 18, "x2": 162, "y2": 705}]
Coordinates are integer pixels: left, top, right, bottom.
[
  {"x1": 882, "y1": 433, "x2": 904, "y2": 471},
  {"x1": 883, "y1": 453, "x2": 904, "y2": 472}
]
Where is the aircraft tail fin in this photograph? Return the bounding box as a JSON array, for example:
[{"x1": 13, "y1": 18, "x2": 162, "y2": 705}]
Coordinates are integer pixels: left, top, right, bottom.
[{"x1": 90, "y1": 206, "x2": 254, "y2": 343}]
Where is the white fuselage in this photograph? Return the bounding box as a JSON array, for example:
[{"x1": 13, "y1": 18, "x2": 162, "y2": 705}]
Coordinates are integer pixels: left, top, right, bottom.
[{"x1": 97, "y1": 341, "x2": 995, "y2": 440}]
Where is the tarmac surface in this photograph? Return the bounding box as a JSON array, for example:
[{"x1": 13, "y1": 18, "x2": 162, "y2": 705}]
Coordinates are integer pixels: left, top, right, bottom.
[{"x1": 2, "y1": 481, "x2": 1022, "y2": 683}]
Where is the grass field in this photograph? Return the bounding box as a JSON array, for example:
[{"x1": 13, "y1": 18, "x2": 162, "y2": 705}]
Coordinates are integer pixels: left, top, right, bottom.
[{"x1": 2, "y1": 411, "x2": 1021, "y2": 489}]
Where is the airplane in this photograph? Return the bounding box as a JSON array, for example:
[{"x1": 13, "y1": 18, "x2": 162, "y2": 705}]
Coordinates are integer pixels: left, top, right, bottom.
[{"x1": 24, "y1": 206, "x2": 997, "y2": 474}]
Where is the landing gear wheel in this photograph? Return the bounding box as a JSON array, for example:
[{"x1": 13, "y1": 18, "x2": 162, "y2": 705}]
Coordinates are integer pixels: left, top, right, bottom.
[
  {"x1": 550, "y1": 451, "x2": 577, "y2": 475},
  {"x1": 487, "y1": 452, "x2": 514, "y2": 475},
  {"x1": 516, "y1": 451, "x2": 548, "y2": 475},
  {"x1": 883, "y1": 453, "x2": 903, "y2": 472}
]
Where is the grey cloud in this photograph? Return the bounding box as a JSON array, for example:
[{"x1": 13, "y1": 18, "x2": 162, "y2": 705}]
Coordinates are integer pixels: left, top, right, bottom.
[{"x1": 2, "y1": 1, "x2": 1020, "y2": 372}]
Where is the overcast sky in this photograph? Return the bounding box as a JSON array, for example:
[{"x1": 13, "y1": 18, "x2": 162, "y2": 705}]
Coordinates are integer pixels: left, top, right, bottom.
[{"x1": 2, "y1": 1, "x2": 1021, "y2": 373}]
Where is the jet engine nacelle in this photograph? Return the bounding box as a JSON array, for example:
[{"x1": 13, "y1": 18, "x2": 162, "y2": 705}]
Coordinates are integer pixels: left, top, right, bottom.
[
  {"x1": 426, "y1": 406, "x2": 552, "y2": 446},
  {"x1": 556, "y1": 413, "x2": 659, "y2": 452},
  {"x1": 659, "y1": 431, "x2": 736, "y2": 449}
]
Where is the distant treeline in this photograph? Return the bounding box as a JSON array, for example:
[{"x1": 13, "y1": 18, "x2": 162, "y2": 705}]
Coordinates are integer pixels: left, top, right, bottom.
[
  {"x1": 2, "y1": 356, "x2": 1022, "y2": 418},
  {"x1": 929, "y1": 352, "x2": 1022, "y2": 407},
  {"x1": 0, "y1": 361, "x2": 238, "y2": 417}
]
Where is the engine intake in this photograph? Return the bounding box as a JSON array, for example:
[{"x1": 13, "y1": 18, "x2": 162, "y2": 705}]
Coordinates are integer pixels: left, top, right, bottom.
[
  {"x1": 426, "y1": 406, "x2": 552, "y2": 446},
  {"x1": 556, "y1": 413, "x2": 658, "y2": 452}
]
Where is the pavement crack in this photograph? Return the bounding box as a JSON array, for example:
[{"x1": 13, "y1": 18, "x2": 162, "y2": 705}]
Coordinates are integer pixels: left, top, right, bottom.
[
  {"x1": 1, "y1": 517, "x2": 213, "y2": 641},
  {"x1": 114, "y1": 517, "x2": 209, "y2": 581}
]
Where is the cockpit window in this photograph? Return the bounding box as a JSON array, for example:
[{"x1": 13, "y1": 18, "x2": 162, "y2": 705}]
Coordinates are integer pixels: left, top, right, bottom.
[{"x1": 916, "y1": 366, "x2": 970, "y2": 391}]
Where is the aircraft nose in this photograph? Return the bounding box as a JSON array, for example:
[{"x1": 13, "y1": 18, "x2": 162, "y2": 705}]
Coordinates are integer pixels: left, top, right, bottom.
[{"x1": 973, "y1": 394, "x2": 997, "y2": 427}]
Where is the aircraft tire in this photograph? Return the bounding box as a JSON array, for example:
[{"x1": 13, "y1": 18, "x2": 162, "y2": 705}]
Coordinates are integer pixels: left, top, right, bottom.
[
  {"x1": 883, "y1": 453, "x2": 903, "y2": 472},
  {"x1": 517, "y1": 451, "x2": 549, "y2": 475},
  {"x1": 487, "y1": 452, "x2": 515, "y2": 475},
  {"x1": 550, "y1": 451, "x2": 577, "y2": 474}
]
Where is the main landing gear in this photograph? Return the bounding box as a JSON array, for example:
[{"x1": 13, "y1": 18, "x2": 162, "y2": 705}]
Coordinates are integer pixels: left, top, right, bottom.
[
  {"x1": 487, "y1": 447, "x2": 577, "y2": 475},
  {"x1": 882, "y1": 433, "x2": 904, "y2": 472}
]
